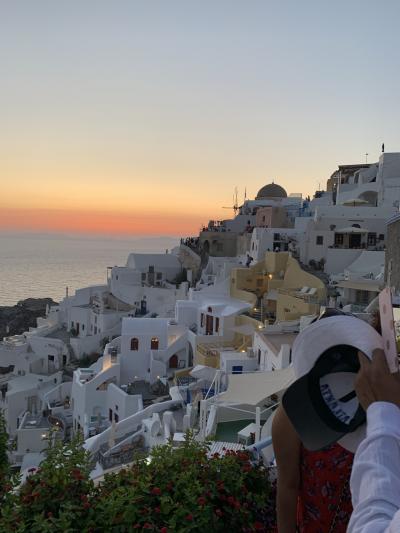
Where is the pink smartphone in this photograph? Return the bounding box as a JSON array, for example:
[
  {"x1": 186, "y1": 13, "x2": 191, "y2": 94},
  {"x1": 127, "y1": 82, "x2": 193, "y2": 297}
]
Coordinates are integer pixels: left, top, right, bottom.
[{"x1": 379, "y1": 287, "x2": 398, "y2": 373}]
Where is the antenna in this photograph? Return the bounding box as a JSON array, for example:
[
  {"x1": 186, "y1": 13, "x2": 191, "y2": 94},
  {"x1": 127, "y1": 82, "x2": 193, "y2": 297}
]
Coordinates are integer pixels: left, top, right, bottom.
[{"x1": 222, "y1": 186, "x2": 239, "y2": 214}]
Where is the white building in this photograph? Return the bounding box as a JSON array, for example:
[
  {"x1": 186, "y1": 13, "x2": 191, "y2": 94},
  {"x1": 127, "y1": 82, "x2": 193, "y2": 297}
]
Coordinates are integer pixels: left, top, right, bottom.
[{"x1": 71, "y1": 317, "x2": 189, "y2": 438}]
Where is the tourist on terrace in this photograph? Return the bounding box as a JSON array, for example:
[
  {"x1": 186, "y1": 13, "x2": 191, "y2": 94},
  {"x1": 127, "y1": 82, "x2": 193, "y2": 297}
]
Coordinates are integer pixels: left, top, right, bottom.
[{"x1": 272, "y1": 309, "x2": 382, "y2": 533}]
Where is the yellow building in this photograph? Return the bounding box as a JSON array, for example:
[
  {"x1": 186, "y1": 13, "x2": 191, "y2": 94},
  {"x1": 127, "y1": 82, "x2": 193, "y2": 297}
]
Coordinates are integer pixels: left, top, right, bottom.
[{"x1": 230, "y1": 251, "x2": 327, "y2": 323}]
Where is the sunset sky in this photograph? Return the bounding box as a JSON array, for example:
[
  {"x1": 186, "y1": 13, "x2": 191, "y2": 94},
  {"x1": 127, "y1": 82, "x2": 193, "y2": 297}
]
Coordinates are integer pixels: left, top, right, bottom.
[{"x1": 1, "y1": 1, "x2": 400, "y2": 236}]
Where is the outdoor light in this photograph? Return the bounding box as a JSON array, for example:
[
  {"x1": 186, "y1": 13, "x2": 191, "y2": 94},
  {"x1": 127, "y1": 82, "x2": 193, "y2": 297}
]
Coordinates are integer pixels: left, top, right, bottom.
[{"x1": 268, "y1": 274, "x2": 273, "y2": 280}]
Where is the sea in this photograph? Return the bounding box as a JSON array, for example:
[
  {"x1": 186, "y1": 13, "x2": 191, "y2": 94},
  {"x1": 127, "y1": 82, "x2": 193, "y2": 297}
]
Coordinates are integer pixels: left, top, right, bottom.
[{"x1": 0, "y1": 233, "x2": 179, "y2": 306}]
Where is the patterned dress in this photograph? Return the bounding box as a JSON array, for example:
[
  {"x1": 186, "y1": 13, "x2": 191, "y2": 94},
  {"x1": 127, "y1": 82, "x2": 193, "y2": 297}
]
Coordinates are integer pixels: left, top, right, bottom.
[{"x1": 297, "y1": 443, "x2": 354, "y2": 533}]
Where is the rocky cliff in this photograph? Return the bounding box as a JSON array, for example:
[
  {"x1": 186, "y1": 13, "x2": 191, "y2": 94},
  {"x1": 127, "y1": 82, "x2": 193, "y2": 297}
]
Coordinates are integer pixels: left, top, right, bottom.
[{"x1": 0, "y1": 298, "x2": 57, "y2": 340}]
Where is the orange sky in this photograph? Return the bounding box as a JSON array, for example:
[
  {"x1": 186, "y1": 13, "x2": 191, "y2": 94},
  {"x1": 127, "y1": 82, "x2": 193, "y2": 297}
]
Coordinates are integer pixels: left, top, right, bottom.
[
  {"x1": 1, "y1": 2, "x2": 397, "y2": 237},
  {"x1": 0, "y1": 207, "x2": 208, "y2": 236}
]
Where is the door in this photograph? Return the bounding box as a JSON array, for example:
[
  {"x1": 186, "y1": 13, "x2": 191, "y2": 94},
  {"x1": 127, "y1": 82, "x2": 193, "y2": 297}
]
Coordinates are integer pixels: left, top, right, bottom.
[
  {"x1": 205, "y1": 315, "x2": 213, "y2": 335},
  {"x1": 349, "y1": 234, "x2": 361, "y2": 248},
  {"x1": 169, "y1": 354, "x2": 178, "y2": 369}
]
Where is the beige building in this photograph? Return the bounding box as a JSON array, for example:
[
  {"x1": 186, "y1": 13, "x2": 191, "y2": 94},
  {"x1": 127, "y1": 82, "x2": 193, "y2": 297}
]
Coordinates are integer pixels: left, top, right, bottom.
[
  {"x1": 230, "y1": 251, "x2": 327, "y2": 322},
  {"x1": 255, "y1": 206, "x2": 290, "y2": 229}
]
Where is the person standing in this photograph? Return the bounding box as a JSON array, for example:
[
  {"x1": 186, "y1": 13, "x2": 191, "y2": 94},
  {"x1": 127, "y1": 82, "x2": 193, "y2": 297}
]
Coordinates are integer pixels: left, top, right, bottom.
[{"x1": 348, "y1": 349, "x2": 400, "y2": 532}]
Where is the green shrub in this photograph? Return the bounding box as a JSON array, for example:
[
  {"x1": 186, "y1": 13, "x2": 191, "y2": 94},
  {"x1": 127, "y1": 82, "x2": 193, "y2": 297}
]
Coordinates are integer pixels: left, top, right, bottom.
[{"x1": 0, "y1": 435, "x2": 275, "y2": 532}]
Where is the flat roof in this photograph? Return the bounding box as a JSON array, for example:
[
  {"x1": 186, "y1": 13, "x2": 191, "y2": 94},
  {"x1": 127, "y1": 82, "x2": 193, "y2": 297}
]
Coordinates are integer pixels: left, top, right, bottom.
[{"x1": 257, "y1": 332, "x2": 297, "y2": 354}]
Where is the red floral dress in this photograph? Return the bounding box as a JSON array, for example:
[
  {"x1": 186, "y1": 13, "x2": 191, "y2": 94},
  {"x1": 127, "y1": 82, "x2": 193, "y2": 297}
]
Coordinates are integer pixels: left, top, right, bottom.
[{"x1": 297, "y1": 443, "x2": 354, "y2": 533}]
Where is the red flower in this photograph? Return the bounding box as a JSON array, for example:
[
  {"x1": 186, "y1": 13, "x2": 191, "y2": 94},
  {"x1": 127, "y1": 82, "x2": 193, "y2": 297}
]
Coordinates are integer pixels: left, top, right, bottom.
[
  {"x1": 143, "y1": 523, "x2": 152, "y2": 529},
  {"x1": 154, "y1": 506, "x2": 161, "y2": 514},
  {"x1": 253, "y1": 522, "x2": 264, "y2": 531},
  {"x1": 197, "y1": 496, "x2": 206, "y2": 506},
  {"x1": 185, "y1": 514, "x2": 194, "y2": 521},
  {"x1": 227, "y1": 496, "x2": 235, "y2": 506},
  {"x1": 160, "y1": 528, "x2": 168, "y2": 533},
  {"x1": 72, "y1": 469, "x2": 84, "y2": 480},
  {"x1": 151, "y1": 487, "x2": 162, "y2": 496},
  {"x1": 83, "y1": 501, "x2": 90, "y2": 509}
]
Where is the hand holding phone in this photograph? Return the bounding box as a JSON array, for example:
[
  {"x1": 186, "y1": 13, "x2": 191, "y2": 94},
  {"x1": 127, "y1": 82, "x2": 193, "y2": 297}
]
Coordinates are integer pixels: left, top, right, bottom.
[{"x1": 379, "y1": 287, "x2": 398, "y2": 373}]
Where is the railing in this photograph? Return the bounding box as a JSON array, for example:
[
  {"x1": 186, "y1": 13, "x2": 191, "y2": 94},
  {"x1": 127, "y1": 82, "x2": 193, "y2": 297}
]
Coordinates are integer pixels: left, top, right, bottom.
[{"x1": 277, "y1": 287, "x2": 320, "y2": 304}]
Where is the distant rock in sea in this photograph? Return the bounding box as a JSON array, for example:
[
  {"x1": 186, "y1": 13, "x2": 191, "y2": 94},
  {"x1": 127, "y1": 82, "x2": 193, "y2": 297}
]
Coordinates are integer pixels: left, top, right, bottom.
[{"x1": 0, "y1": 298, "x2": 57, "y2": 339}]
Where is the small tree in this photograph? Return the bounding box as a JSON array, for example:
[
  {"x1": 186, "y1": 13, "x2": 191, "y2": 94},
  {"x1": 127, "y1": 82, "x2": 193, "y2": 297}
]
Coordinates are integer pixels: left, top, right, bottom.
[{"x1": 0, "y1": 410, "x2": 9, "y2": 486}]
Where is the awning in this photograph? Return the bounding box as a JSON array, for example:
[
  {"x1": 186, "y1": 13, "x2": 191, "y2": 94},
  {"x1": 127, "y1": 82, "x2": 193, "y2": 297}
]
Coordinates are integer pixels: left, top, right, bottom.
[
  {"x1": 216, "y1": 366, "x2": 295, "y2": 406},
  {"x1": 230, "y1": 324, "x2": 256, "y2": 336},
  {"x1": 337, "y1": 280, "x2": 382, "y2": 292},
  {"x1": 190, "y1": 365, "x2": 218, "y2": 381},
  {"x1": 335, "y1": 227, "x2": 368, "y2": 234}
]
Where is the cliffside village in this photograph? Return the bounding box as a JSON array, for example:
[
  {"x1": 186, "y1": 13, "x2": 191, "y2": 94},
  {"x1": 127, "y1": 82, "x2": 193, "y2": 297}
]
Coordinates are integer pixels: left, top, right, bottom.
[{"x1": 1, "y1": 150, "x2": 400, "y2": 480}]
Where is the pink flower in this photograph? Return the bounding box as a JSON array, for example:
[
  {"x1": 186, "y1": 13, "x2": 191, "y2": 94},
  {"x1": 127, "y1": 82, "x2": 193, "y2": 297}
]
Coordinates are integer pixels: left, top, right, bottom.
[
  {"x1": 185, "y1": 514, "x2": 194, "y2": 521},
  {"x1": 151, "y1": 487, "x2": 162, "y2": 496}
]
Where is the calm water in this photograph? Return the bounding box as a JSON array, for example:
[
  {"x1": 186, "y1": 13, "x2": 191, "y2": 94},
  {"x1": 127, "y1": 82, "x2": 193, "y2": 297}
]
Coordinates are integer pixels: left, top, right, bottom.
[{"x1": 0, "y1": 233, "x2": 179, "y2": 306}]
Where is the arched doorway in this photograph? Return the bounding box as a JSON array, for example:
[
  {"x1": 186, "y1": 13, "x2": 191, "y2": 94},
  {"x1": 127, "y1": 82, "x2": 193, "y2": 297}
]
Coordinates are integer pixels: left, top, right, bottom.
[
  {"x1": 169, "y1": 354, "x2": 178, "y2": 369},
  {"x1": 151, "y1": 337, "x2": 159, "y2": 350}
]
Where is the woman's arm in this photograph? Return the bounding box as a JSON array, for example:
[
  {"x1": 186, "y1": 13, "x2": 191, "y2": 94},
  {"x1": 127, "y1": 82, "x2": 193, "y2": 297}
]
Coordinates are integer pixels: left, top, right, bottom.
[{"x1": 272, "y1": 405, "x2": 302, "y2": 533}]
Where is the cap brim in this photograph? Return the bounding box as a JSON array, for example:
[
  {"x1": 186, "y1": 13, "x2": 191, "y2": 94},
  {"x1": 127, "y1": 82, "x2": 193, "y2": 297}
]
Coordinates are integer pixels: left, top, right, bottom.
[{"x1": 282, "y1": 375, "x2": 347, "y2": 451}]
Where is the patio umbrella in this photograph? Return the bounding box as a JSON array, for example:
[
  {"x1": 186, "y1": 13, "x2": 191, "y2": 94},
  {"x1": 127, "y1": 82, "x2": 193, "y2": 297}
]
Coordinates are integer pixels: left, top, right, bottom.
[
  {"x1": 335, "y1": 226, "x2": 368, "y2": 234},
  {"x1": 342, "y1": 198, "x2": 369, "y2": 207}
]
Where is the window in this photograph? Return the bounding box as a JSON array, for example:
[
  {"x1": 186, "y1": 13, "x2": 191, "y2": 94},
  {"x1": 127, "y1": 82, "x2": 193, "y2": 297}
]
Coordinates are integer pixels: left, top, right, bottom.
[
  {"x1": 215, "y1": 317, "x2": 220, "y2": 333},
  {"x1": 109, "y1": 408, "x2": 112, "y2": 421},
  {"x1": 379, "y1": 234, "x2": 385, "y2": 240},
  {"x1": 94, "y1": 326, "x2": 97, "y2": 334},
  {"x1": 115, "y1": 405, "x2": 118, "y2": 411},
  {"x1": 156, "y1": 272, "x2": 162, "y2": 280},
  {"x1": 71, "y1": 321, "x2": 74, "y2": 328},
  {"x1": 114, "y1": 413, "x2": 119, "y2": 423},
  {"x1": 207, "y1": 307, "x2": 212, "y2": 313},
  {"x1": 262, "y1": 216, "x2": 266, "y2": 223},
  {"x1": 258, "y1": 349, "x2": 261, "y2": 366},
  {"x1": 232, "y1": 365, "x2": 243, "y2": 374},
  {"x1": 352, "y1": 224, "x2": 361, "y2": 229},
  {"x1": 149, "y1": 265, "x2": 155, "y2": 274},
  {"x1": 82, "y1": 324, "x2": 85, "y2": 331},
  {"x1": 316, "y1": 235, "x2": 324, "y2": 245},
  {"x1": 367, "y1": 232, "x2": 377, "y2": 246},
  {"x1": 130, "y1": 338, "x2": 139, "y2": 351},
  {"x1": 200, "y1": 313, "x2": 204, "y2": 327},
  {"x1": 116, "y1": 275, "x2": 119, "y2": 280},
  {"x1": 335, "y1": 233, "x2": 344, "y2": 246},
  {"x1": 273, "y1": 233, "x2": 280, "y2": 241},
  {"x1": 151, "y1": 337, "x2": 159, "y2": 350},
  {"x1": 48, "y1": 355, "x2": 54, "y2": 361},
  {"x1": 141, "y1": 273, "x2": 146, "y2": 281}
]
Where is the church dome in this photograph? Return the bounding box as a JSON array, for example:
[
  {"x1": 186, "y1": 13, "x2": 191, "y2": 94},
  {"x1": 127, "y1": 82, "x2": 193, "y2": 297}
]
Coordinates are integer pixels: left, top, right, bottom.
[{"x1": 256, "y1": 182, "x2": 287, "y2": 199}]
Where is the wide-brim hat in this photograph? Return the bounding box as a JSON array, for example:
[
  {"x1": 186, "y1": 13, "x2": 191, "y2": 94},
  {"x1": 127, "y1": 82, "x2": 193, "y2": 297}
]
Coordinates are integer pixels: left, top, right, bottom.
[{"x1": 282, "y1": 315, "x2": 383, "y2": 453}]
